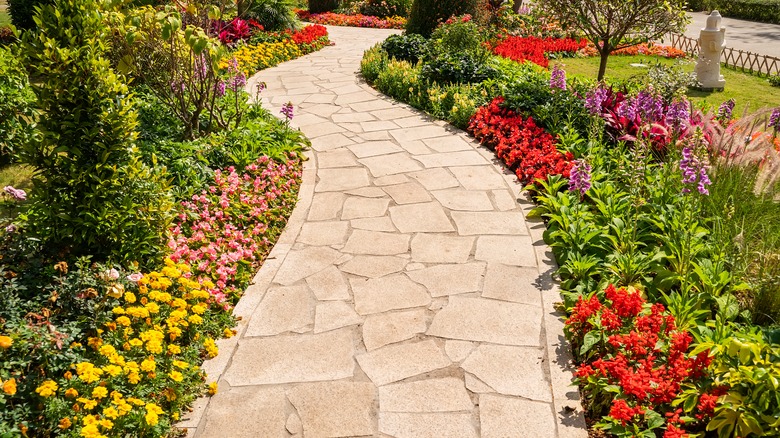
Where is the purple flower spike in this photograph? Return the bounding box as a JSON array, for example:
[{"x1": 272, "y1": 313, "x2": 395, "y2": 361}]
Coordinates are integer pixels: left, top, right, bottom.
[
  {"x1": 229, "y1": 72, "x2": 247, "y2": 92},
  {"x1": 665, "y1": 100, "x2": 690, "y2": 131},
  {"x1": 679, "y1": 146, "x2": 711, "y2": 196},
  {"x1": 717, "y1": 99, "x2": 736, "y2": 122},
  {"x1": 549, "y1": 65, "x2": 567, "y2": 91},
  {"x1": 281, "y1": 102, "x2": 294, "y2": 121},
  {"x1": 585, "y1": 86, "x2": 608, "y2": 115},
  {"x1": 769, "y1": 107, "x2": 780, "y2": 131},
  {"x1": 215, "y1": 80, "x2": 226, "y2": 97},
  {"x1": 569, "y1": 160, "x2": 592, "y2": 196}
]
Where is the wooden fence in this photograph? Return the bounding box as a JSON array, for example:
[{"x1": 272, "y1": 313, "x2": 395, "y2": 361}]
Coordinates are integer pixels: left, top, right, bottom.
[{"x1": 664, "y1": 33, "x2": 780, "y2": 76}]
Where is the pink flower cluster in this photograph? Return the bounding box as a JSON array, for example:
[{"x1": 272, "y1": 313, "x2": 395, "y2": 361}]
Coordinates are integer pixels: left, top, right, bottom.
[{"x1": 168, "y1": 156, "x2": 301, "y2": 305}]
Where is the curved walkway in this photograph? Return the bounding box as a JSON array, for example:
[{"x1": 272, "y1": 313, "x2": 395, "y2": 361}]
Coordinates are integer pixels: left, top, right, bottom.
[{"x1": 183, "y1": 26, "x2": 586, "y2": 438}]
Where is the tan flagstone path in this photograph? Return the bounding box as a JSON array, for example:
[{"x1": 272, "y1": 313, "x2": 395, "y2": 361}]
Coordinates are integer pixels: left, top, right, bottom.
[{"x1": 183, "y1": 25, "x2": 587, "y2": 438}]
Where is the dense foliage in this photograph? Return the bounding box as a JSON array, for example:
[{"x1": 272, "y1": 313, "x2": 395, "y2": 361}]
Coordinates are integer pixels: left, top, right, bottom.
[
  {"x1": 307, "y1": 0, "x2": 340, "y2": 13},
  {"x1": 296, "y1": 9, "x2": 406, "y2": 28},
  {"x1": 7, "y1": 0, "x2": 53, "y2": 29},
  {"x1": 0, "y1": 46, "x2": 35, "y2": 164},
  {"x1": 405, "y1": 0, "x2": 477, "y2": 37},
  {"x1": 688, "y1": 0, "x2": 780, "y2": 24}
]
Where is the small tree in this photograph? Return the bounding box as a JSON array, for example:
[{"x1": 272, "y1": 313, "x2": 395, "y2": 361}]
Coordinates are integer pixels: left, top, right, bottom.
[{"x1": 537, "y1": 0, "x2": 688, "y2": 80}]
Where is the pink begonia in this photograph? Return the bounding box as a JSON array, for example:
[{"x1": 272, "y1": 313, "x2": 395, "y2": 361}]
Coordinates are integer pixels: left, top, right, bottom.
[{"x1": 126, "y1": 273, "x2": 144, "y2": 283}]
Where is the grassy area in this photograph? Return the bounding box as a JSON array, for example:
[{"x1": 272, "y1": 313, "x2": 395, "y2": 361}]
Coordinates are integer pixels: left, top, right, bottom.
[
  {"x1": 0, "y1": 0, "x2": 9, "y2": 28},
  {"x1": 554, "y1": 55, "x2": 780, "y2": 115},
  {"x1": 0, "y1": 164, "x2": 33, "y2": 221}
]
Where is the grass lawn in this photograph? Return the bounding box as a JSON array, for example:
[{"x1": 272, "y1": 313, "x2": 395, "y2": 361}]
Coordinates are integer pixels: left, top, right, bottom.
[
  {"x1": 554, "y1": 55, "x2": 780, "y2": 116},
  {"x1": 0, "y1": 0, "x2": 9, "y2": 28}
]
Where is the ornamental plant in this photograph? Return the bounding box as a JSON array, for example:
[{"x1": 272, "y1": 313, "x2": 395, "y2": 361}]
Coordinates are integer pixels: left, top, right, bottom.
[
  {"x1": 567, "y1": 284, "x2": 719, "y2": 437},
  {"x1": 295, "y1": 9, "x2": 407, "y2": 28},
  {"x1": 491, "y1": 35, "x2": 587, "y2": 68}
]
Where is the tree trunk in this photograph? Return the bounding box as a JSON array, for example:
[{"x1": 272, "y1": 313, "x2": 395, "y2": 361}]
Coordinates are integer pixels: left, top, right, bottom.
[
  {"x1": 597, "y1": 46, "x2": 610, "y2": 81},
  {"x1": 513, "y1": 0, "x2": 523, "y2": 13}
]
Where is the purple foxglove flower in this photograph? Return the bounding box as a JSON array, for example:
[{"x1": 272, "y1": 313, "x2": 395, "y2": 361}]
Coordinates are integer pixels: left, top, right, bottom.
[
  {"x1": 584, "y1": 86, "x2": 608, "y2": 115},
  {"x1": 215, "y1": 80, "x2": 226, "y2": 97},
  {"x1": 568, "y1": 160, "x2": 592, "y2": 196},
  {"x1": 679, "y1": 146, "x2": 711, "y2": 195},
  {"x1": 717, "y1": 99, "x2": 736, "y2": 122},
  {"x1": 549, "y1": 65, "x2": 567, "y2": 91},
  {"x1": 665, "y1": 100, "x2": 690, "y2": 131},
  {"x1": 280, "y1": 102, "x2": 294, "y2": 121},
  {"x1": 228, "y1": 72, "x2": 247, "y2": 92},
  {"x1": 769, "y1": 107, "x2": 780, "y2": 131}
]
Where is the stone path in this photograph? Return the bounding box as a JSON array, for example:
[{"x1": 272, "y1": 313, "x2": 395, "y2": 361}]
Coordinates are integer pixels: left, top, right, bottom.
[
  {"x1": 183, "y1": 26, "x2": 586, "y2": 438},
  {"x1": 685, "y1": 11, "x2": 780, "y2": 58}
]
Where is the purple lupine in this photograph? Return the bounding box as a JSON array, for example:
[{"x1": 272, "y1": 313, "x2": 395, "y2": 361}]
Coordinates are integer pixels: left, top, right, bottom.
[
  {"x1": 228, "y1": 71, "x2": 247, "y2": 92},
  {"x1": 3, "y1": 186, "x2": 26, "y2": 201},
  {"x1": 665, "y1": 100, "x2": 690, "y2": 131},
  {"x1": 584, "y1": 86, "x2": 608, "y2": 115},
  {"x1": 717, "y1": 99, "x2": 736, "y2": 122},
  {"x1": 215, "y1": 80, "x2": 226, "y2": 97},
  {"x1": 549, "y1": 65, "x2": 567, "y2": 91},
  {"x1": 281, "y1": 102, "x2": 294, "y2": 121},
  {"x1": 568, "y1": 160, "x2": 592, "y2": 196},
  {"x1": 679, "y1": 146, "x2": 711, "y2": 195},
  {"x1": 769, "y1": 107, "x2": 780, "y2": 131},
  {"x1": 619, "y1": 90, "x2": 664, "y2": 123}
]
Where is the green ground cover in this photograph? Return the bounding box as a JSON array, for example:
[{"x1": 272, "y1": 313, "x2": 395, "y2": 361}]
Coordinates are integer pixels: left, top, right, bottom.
[
  {"x1": 555, "y1": 55, "x2": 780, "y2": 115},
  {"x1": 0, "y1": 0, "x2": 10, "y2": 28}
]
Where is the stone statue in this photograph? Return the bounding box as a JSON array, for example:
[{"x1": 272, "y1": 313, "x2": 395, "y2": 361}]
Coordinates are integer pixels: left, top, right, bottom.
[{"x1": 695, "y1": 10, "x2": 727, "y2": 90}]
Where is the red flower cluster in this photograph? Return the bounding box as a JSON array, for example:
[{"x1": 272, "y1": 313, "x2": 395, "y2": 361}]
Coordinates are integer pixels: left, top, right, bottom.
[
  {"x1": 284, "y1": 24, "x2": 329, "y2": 53},
  {"x1": 491, "y1": 36, "x2": 587, "y2": 68},
  {"x1": 581, "y1": 42, "x2": 686, "y2": 59},
  {"x1": 469, "y1": 97, "x2": 573, "y2": 185},
  {"x1": 567, "y1": 285, "x2": 721, "y2": 436},
  {"x1": 216, "y1": 17, "x2": 263, "y2": 44},
  {"x1": 295, "y1": 9, "x2": 406, "y2": 29}
]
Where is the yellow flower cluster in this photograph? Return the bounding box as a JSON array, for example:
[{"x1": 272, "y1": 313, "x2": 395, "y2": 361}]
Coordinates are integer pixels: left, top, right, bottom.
[
  {"x1": 30, "y1": 259, "x2": 222, "y2": 437},
  {"x1": 219, "y1": 39, "x2": 303, "y2": 76}
]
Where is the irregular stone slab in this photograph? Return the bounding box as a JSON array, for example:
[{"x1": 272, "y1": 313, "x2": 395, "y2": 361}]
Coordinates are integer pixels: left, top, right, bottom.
[
  {"x1": 408, "y1": 168, "x2": 460, "y2": 190},
  {"x1": 492, "y1": 189, "x2": 517, "y2": 211},
  {"x1": 199, "y1": 386, "x2": 286, "y2": 438},
  {"x1": 475, "y1": 235, "x2": 537, "y2": 267},
  {"x1": 361, "y1": 120, "x2": 400, "y2": 132},
  {"x1": 362, "y1": 308, "x2": 428, "y2": 351},
  {"x1": 318, "y1": 149, "x2": 359, "y2": 168},
  {"x1": 358, "y1": 130, "x2": 392, "y2": 141},
  {"x1": 451, "y1": 211, "x2": 527, "y2": 235},
  {"x1": 383, "y1": 182, "x2": 433, "y2": 205},
  {"x1": 373, "y1": 174, "x2": 409, "y2": 186},
  {"x1": 444, "y1": 340, "x2": 477, "y2": 363},
  {"x1": 340, "y1": 255, "x2": 407, "y2": 278},
  {"x1": 343, "y1": 229, "x2": 410, "y2": 255},
  {"x1": 223, "y1": 329, "x2": 354, "y2": 385},
  {"x1": 449, "y1": 166, "x2": 507, "y2": 190},
  {"x1": 406, "y1": 263, "x2": 485, "y2": 297},
  {"x1": 480, "y1": 394, "x2": 556, "y2": 438},
  {"x1": 379, "y1": 412, "x2": 478, "y2": 438},
  {"x1": 301, "y1": 122, "x2": 346, "y2": 139},
  {"x1": 274, "y1": 247, "x2": 343, "y2": 285},
  {"x1": 356, "y1": 339, "x2": 450, "y2": 385},
  {"x1": 410, "y1": 234, "x2": 474, "y2": 263},
  {"x1": 371, "y1": 107, "x2": 414, "y2": 120},
  {"x1": 292, "y1": 113, "x2": 328, "y2": 127},
  {"x1": 308, "y1": 192, "x2": 345, "y2": 221},
  {"x1": 245, "y1": 285, "x2": 315, "y2": 336},
  {"x1": 344, "y1": 187, "x2": 386, "y2": 198},
  {"x1": 351, "y1": 216, "x2": 397, "y2": 232},
  {"x1": 315, "y1": 168, "x2": 370, "y2": 192},
  {"x1": 350, "y1": 99, "x2": 397, "y2": 112},
  {"x1": 286, "y1": 413, "x2": 303, "y2": 435},
  {"x1": 314, "y1": 301, "x2": 363, "y2": 333},
  {"x1": 305, "y1": 266, "x2": 351, "y2": 301},
  {"x1": 398, "y1": 139, "x2": 433, "y2": 155},
  {"x1": 389, "y1": 202, "x2": 455, "y2": 233},
  {"x1": 422, "y1": 136, "x2": 473, "y2": 153},
  {"x1": 379, "y1": 377, "x2": 473, "y2": 413},
  {"x1": 432, "y1": 189, "x2": 494, "y2": 211},
  {"x1": 347, "y1": 140, "x2": 403, "y2": 158},
  {"x1": 427, "y1": 296, "x2": 541, "y2": 346},
  {"x1": 414, "y1": 151, "x2": 487, "y2": 168},
  {"x1": 287, "y1": 382, "x2": 378, "y2": 438},
  {"x1": 332, "y1": 112, "x2": 376, "y2": 123},
  {"x1": 359, "y1": 153, "x2": 423, "y2": 177},
  {"x1": 389, "y1": 126, "x2": 450, "y2": 142},
  {"x1": 460, "y1": 344, "x2": 551, "y2": 402},
  {"x1": 465, "y1": 373, "x2": 495, "y2": 393},
  {"x1": 341, "y1": 197, "x2": 390, "y2": 220},
  {"x1": 297, "y1": 221, "x2": 351, "y2": 246},
  {"x1": 334, "y1": 90, "x2": 376, "y2": 105},
  {"x1": 312, "y1": 133, "x2": 355, "y2": 152},
  {"x1": 351, "y1": 275, "x2": 430, "y2": 315},
  {"x1": 395, "y1": 115, "x2": 430, "y2": 128},
  {"x1": 482, "y1": 264, "x2": 542, "y2": 306}
]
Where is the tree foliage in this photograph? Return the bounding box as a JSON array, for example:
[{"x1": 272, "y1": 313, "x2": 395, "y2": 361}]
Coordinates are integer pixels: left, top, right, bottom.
[{"x1": 536, "y1": 0, "x2": 688, "y2": 80}]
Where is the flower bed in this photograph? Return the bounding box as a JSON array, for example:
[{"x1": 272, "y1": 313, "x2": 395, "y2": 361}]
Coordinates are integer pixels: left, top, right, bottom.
[
  {"x1": 491, "y1": 35, "x2": 588, "y2": 68},
  {"x1": 581, "y1": 42, "x2": 687, "y2": 59},
  {"x1": 219, "y1": 25, "x2": 330, "y2": 75},
  {"x1": 295, "y1": 9, "x2": 406, "y2": 29}
]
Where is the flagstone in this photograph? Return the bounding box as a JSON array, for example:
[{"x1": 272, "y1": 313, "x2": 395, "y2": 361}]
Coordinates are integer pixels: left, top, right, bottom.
[
  {"x1": 461, "y1": 344, "x2": 552, "y2": 402},
  {"x1": 383, "y1": 182, "x2": 433, "y2": 204},
  {"x1": 245, "y1": 285, "x2": 315, "y2": 336},
  {"x1": 362, "y1": 308, "x2": 428, "y2": 351},
  {"x1": 408, "y1": 168, "x2": 460, "y2": 190},
  {"x1": 297, "y1": 221, "x2": 351, "y2": 246},
  {"x1": 475, "y1": 235, "x2": 537, "y2": 267},
  {"x1": 274, "y1": 246, "x2": 343, "y2": 285},
  {"x1": 350, "y1": 216, "x2": 396, "y2": 232},
  {"x1": 406, "y1": 263, "x2": 485, "y2": 297},
  {"x1": 287, "y1": 382, "x2": 378, "y2": 437},
  {"x1": 449, "y1": 166, "x2": 508, "y2": 190},
  {"x1": 482, "y1": 264, "x2": 542, "y2": 306},
  {"x1": 479, "y1": 394, "x2": 556, "y2": 438},
  {"x1": 356, "y1": 339, "x2": 450, "y2": 386},
  {"x1": 414, "y1": 151, "x2": 488, "y2": 168},
  {"x1": 432, "y1": 189, "x2": 494, "y2": 211},
  {"x1": 315, "y1": 168, "x2": 370, "y2": 192},
  {"x1": 343, "y1": 229, "x2": 410, "y2": 255},
  {"x1": 305, "y1": 266, "x2": 351, "y2": 301},
  {"x1": 313, "y1": 301, "x2": 363, "y2": 333},
  {"x1": 359, "y1": 153, "x2": 423, "y2": 177},
  {"x1": 389, "y1": 202, "x2": 455, "y2": 233},
  {"x1": 341, "y1": 196, "x2": 390, "y2": 219},
  {"x1": 379, "y1": 377, "x2": 473, "y2": 412},
  {"x1": 351, "y1": 275, "x2": 431, "y2": 315},
  {"x1": 379, "y1": 412, "x2": 478, "y2": 438},
  {"x1": 340, "y1": 255, "x2": 407, "y2": 278}
]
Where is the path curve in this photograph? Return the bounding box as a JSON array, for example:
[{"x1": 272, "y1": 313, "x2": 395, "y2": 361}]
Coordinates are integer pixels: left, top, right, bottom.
[{"x1": 184, "y1": 25, "x2": 587, "y2": 438}]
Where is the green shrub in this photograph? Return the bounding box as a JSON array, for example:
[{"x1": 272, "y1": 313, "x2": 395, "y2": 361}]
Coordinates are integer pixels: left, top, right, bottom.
[
  {"x1": 360, "y1": 0, "x2": 412, "y2": 17},
  {"x1": 20, "y1": 0, "x2": 174, "y2": 266},
  {"x1": 690, "y1": 0, "x2": 780, "y2": 24},
  {"x1": 7, "y1": 0, "x2": 52, "y2": 30},
  {"x1": 381, "y1": 33, "x2": 427, "y2": 63},
  {"x1": 0, "y1": 46, "x2": 35, "y2": 164},
  {"x1": 769, "y1": 74, "x2": 780, "y2": 87},
  {"x1": 428, "y1": 18, "x2": 487, "y2": 59},
  {"x1": 360, "y1": 43, "x2": 389, "y2": 82},
  {"x1": 308, "y1": 0, "x2": 340, "y2": 13},
  {"x1": 421, "y1": 52, "x2": 498, "y2": 84},
  {"x1": 405, "y1": 0, "x2": 478, "y2": 37},
  {"x1": 244, "y1": 0, "x2": 300, "y2": 31}
]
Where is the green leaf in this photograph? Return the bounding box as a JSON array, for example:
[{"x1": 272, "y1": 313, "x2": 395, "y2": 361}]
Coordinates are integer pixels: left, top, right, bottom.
[{"x1": 579, "y1": 330, "x2": 600, "y2": 356}]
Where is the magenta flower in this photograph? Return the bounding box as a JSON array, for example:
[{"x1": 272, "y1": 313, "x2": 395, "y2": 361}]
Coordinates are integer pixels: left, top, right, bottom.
[
  {"x1": 769, "y1": 107, "x2": 780, "y2": 131},
  {"x1": 3, "y1": 185, "x2": 26, "y2": 201},
  {"x1": 281, "y1": 102, "x2": 294, "y2": 121},
  {"x1": 549, "y1": 65, "x2": 567, "y2": 90},
  {"x1": 716, "y1": 99, "x2": 736, "y2": 122},
  {"x1": 569, "y1": 160, "x2": 592, "y2": 196},
  {"x1": 679, "y1": 146, "x2": 711, "y2": 195}
]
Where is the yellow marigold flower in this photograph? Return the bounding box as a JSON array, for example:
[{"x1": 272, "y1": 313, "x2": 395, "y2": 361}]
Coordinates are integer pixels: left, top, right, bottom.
[
  {"x1": 91, "y1": 387, "x2": 108, "y2": 399},
  {"x1": 207, "y1": 381, "x2": 218, "y2": 395},
  {"x1": 161, "y1": 266, "x2": 181, "y2": 278},
  {"x1": 117, "y1": 401, "x2": 132, "y2": 416},
  {"x1": 35, "y1": 380, "x2": 58, "y2": 397},
  {"x1": 126, "y1": 306, "x2": 149, "y2": 318},
  {"x1": 124, "y1": 292, "x2": 136, "y2": 303},
  {"x1": 173, "y1": 360, "x2": 189, "y2": 369},
  {"x1": 70, "y1": 342, "x2": 83, "y2": 349},
  {"x1": 223, "y1": 328, "x2": 236, "y2": 338},
  {"x1": 129, "y1": 339, "x2": 143, "y2": 347},
  {"x1": 58, "y1": 417, "x2": 72, "y2": 429},
  {"x1": 64, "y1": 371, "x2": 73, "y2": 380},
  {"x1": 3, "y1": 378, "x2": 17, "y2": 395},
  {"x1": 127, "y1": 372, "x2": 141, "y2": 385},
  {"x1": 102, "y1": 365, "x2": 122, "y2": 377},
  {"x1": 0, "y1": 335, "x2": 13, "y2": 349},
  {"x1": 188, "y1": 314, "x2": 203, "y2": 325},
  {"x1": 144, "y1": 403, "x2": 163, "y2": 426},
  {"x1": 103, "y1": 406, "x2": 119, "y2": 419},
  {"x1": 77, "y1": 397, "x2": 98, "y2": 410},
  {"x1": 204, "y1": 338, "x2": 218, "y2": 358},
  {"x1": 115, "y1": 316, "x2": 131, "y2": 327},
  {"x1": 146, "y1": 341, "x2": 163, "y2": 354},
  {"x1": 65, "y1": 388, "x2": 79, "y2": 398},
  {"x1": 87, "y1": 337, "x2": 102, "y2": 349},
  {"x1": 168, "y1": 370, "x2": 184, "y2": 382},
  {"x1": 167, "y1": 344, "x2": 181, "y2": 354},
  {"x1": 82, "y1": 415, "x2": 98, "y2": 426},
  {"x1": 98, "y1": 345, "x2": 117, "y2": 357},
  {"x1": 75, "y1": 362, "x2": 104, "y2": 384},
  {"x1": 112, "y1": 307, "x2": 125, "y2": 315},
  {"x1": 128, "y1": 397, "x2": 145, "y2": 406},
  {"x1": 140, "y1": 358, "x2": 156, "y2": 372},
  {"x1": 191, "y1": 304, "x2": 206, "y2": 315},
  {"x1": 172, "y1": 298, "x2": 187, "y2": 309},
  {"x1": 144, "y1": 302, "x2": 160, "y2": 314},
  {"x1": 99, "y1": 419, "x2": 113, "y2": 430},
  {"x1": 79, "y1": 423, "x2": 105, "y2": 438}
]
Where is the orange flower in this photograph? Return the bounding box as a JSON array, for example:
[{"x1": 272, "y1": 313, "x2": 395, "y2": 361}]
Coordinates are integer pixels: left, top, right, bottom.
[
  {"x1": 0, "y1": 335, "x2": 12, "y2": 349},
  {"x1": 3, "y1": 378, "x2": 17, "y2": 395}
]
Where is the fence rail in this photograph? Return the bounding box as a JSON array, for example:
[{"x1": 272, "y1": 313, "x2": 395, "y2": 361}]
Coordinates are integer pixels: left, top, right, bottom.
[{"x1": 664, "y1": 33, "x2": 780, "y2": 76}]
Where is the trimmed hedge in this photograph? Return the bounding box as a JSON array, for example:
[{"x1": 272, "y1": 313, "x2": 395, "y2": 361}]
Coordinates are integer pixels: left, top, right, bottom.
[{"x1": 688, "y1": 0, "x2": 780, "y2": 24}]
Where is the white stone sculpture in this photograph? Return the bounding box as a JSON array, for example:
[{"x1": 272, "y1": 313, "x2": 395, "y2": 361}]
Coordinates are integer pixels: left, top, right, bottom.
[{"x1": 695, "y1": 10, "x2": 727, "y2": 90}]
